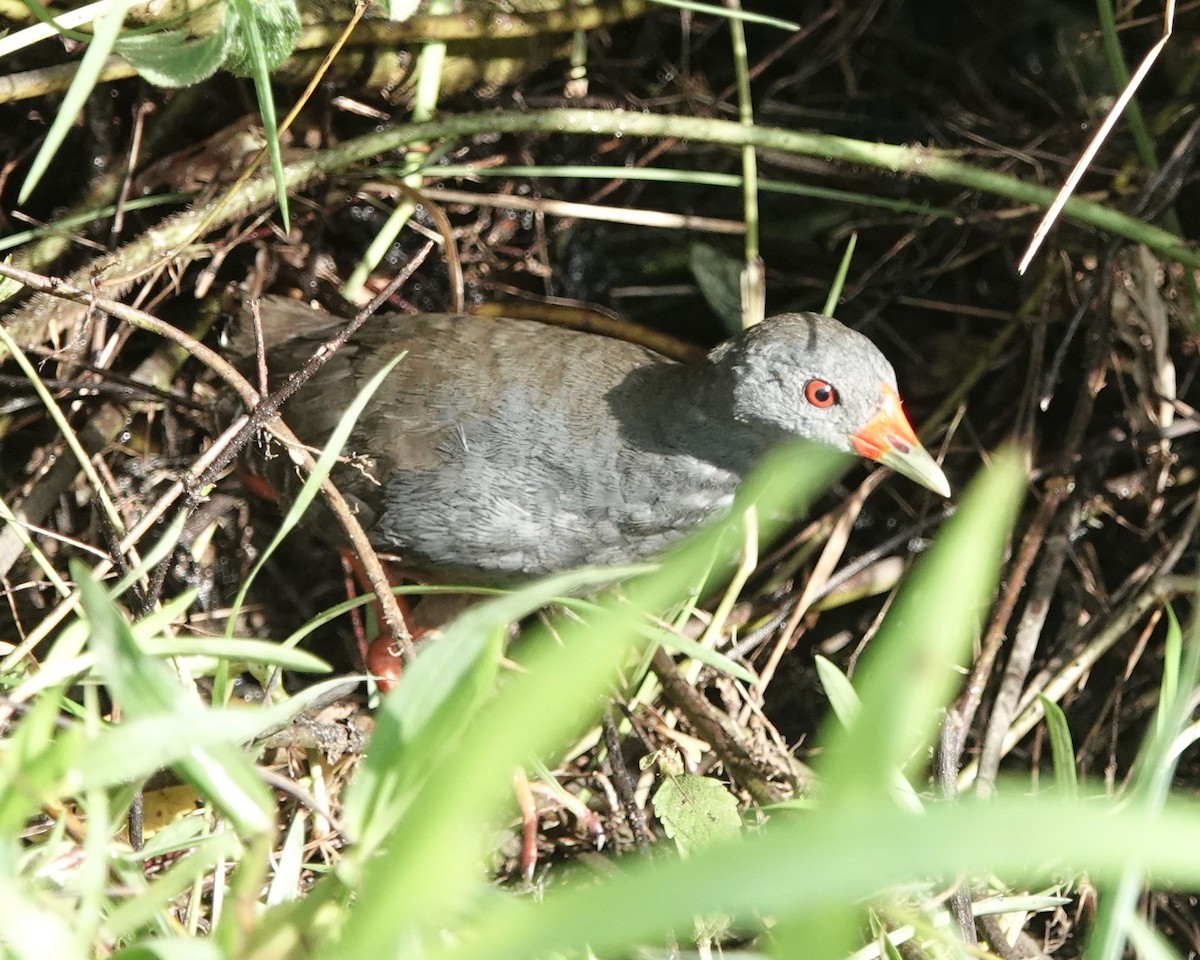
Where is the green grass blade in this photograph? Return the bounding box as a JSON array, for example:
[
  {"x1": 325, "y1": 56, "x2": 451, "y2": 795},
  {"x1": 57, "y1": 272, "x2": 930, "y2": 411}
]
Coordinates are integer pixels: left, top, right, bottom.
[
  {"x1": 823, "y1": 233, "x2": 857, "y2": 316},
  {"x1": 225, "y1": 350, "x2": 407, "y2": 638},
  {"x1": 322, "y1": 443, "x2": 843, "y2": 958},
  {"x1": 816, "y1": 447, "x2": 1026, "y2": 800},
  {"x1": 1086, "y1": 602, "x2": 1200, "y2": 960},
  {"x1": 76, "y1": 561, "x2": 274, "y2": 835},
  {"x1": 18, "y1": 0, "x2": 130, "y2": 203},
  {"x1": 424, "y1": 788, "x2": 1200, "y2": 960},
  {"x1": 1038, "y1": 695, "x2": 1079, "y2": 797},
  {"x1": 77, "y1": 678, "x2": 354, "y2": 789},
  {"x1": 226, "y1": 0, "x2": 296, "y2": 232}
]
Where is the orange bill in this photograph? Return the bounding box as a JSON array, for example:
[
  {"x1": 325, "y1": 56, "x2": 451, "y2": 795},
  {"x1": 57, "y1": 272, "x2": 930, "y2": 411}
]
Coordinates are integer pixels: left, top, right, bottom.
[{"x1": 849, "y1": 383, "x2": 951, "y2": 497}]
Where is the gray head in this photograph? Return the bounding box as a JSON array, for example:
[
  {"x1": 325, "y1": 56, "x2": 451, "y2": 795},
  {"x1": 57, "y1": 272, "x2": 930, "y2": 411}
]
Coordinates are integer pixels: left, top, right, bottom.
[{"x1": 710, "y1": 313, "x2": 950, "y2": 496}]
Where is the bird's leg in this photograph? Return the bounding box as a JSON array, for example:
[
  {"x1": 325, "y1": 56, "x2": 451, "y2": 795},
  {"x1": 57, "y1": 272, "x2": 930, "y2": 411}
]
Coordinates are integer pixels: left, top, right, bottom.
[
  {"x1": 339, "y1": 550, "x2": 372, "y2": 665},
  {"x1": 513, "y1": 769, "x2": 539, "y2": 883},
  {"x1": 337, "y1": 547, "x2": 423, "y2": 693},
  {"x1": 239, "y1": 467, "x2": 418, "y2": 689}
]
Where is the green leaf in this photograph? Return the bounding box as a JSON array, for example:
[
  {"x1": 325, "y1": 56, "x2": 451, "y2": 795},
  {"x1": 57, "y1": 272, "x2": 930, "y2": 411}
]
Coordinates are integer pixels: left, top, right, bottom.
[
  {"x1": 267, "y1": 811, "x2": 308, "y2": 906},
  {"x1": 1125, "y1": 912, "x2": 1187, "y2": 960},
  {"x1": 107, "y1": 831, "x2": 246, "y2": 941},
  {"x1": 823, "y1": 232, "x2": 857, "y2": 316},
  {"x1": 0, "y1": 680, "x2": 83, "y2": 836},
  {"x1": 813, "y1": 653, "x2": 860, "y2": 725},
  {"x1": 111, "y1": 936, "x2": 225, "y2": 960},
  {"x1": 1086, "y1": 600, "x2": 1200, "y2": 960},
  {"x1": 1038, "y1": 695, "x2": 1078, "y2": 797},
  {"x1": 225, "y1": 0, "x2": 296, "y2": 231},
  {"x1": 76, "y1": 678, "x2": 355, "y2": 789},
  {"x1": 812, "y1": 655, "x2": 924, "y2": 812},
  {"x1": 115, "y1": 24, "x2": 234, "y2": 87},
  {"x1": 422, "y1": 788, "x2": 1200, "y2": 960},
  {"x1": 0, "y1": 871, "x2": 80, "y2": 959},
  {"x1": 653, "y1": 625, "x2": 756, "y2": 683},
  {"x1": 689, "y1": 242, "x2": 744, "y2": 333},
  {"x1": 564, "y1": 597, "x2": 755, "y2": 682},
  {"x1": 1154, "y1": 602, "x2": 1182, "y2": 743},
  {"x1": 75, "y1": 560, "x2": 274, "y2": 835},
  {"x1": 226, "y1": 350, "x2": 408, "y2": 639},
  {"x1": 653, "y1": 773, "x2": 742, "y2": 855},
  {"x1": 0, "y1": 265, "x2": 23, "y2": 301},
  {"x1": 343, "y1": 565, "x2": 644, "y2": 856},
  {"x1": 815, "y1": 446, "x2": 1026, "y2": 801},
  {"x1": 10, "y1": 0, "x2": 95, "y2": 43},
  {"x1": 141, "y1": 636, "x2": 330, "y2": 674},
  {"x1": 325, "y1": 444, "x2": 843, "y2": 959},
  {"x1": 868, "y1": 909, "x2": 906, "y2": 960},
  {"x1": 222, "y1": 0, "x2": 301, "y2": 75}
]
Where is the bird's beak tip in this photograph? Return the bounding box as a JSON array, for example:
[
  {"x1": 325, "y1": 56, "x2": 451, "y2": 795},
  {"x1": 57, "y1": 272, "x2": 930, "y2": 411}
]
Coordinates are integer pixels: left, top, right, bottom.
[
  {"x1": 851, "y1": 384, "x2": 951, "y2": 498},
  {"x1": 873, "y1": 440, "x2": 951, "y2": 498}
]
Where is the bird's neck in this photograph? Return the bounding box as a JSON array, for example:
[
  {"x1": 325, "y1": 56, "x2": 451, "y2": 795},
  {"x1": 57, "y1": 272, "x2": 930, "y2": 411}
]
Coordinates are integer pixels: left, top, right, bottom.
[{"x1": 608, "y1": 360, "x2": 785, "y2": 479}]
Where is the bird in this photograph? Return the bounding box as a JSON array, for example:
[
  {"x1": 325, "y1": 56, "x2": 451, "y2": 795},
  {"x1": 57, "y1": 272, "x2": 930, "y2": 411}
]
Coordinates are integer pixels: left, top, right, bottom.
[
  {"x1": 225, "y1": 297, "x2": 949, "y2": 876},
  {"x1": 229, "y1": 295, "x2": 949, "y2": 586}
]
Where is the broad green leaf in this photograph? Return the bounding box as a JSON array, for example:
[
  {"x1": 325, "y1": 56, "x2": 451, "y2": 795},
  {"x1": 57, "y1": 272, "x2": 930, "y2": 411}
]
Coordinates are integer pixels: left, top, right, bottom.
[
  {"x1": 325, "y1": 443, "x2": 843, "y2": 959},
  {"x1": 423, "y1": 788, "x2": 1200, "y2": 960},
  {"x1": 653, "y1": 773, "x2": 742, "y2": 855},
  {"x1": 222, "y1": 0, "x2": 300, "y2": 75},
  {"x1": 116, "y1": 23, "x2": 234, "y2": 87}
]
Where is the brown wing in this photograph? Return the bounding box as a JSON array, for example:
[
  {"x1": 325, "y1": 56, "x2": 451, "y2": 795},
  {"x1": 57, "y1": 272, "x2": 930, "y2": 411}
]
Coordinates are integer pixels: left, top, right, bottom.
[{"x1": 232, "y1": 297, "x2": 714, "y2": 578}]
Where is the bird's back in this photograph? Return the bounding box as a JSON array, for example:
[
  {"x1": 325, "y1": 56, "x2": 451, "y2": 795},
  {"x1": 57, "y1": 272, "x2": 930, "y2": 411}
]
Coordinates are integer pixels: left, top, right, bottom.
[{"x1": 233, "y1": 297, "x2": 739, "y2": 579}]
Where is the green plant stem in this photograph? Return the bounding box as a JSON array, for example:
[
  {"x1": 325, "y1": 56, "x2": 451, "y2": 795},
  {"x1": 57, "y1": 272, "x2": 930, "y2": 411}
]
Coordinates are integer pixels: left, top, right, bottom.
[
  {"x1": 723, "y1": 0, "x2": 762, "y2": 325},
  {"x1": 1094, "y1": 0, "x2": 1157, "y2": 171},
  {"x1": 344, "y1": 0, "x2": 453, "y2": 296},
  {"x1": 1092, "y1": 0, "x2": 1187, "y2": 251},
  {"x1": 323, "y1": 110, "x2": 1197, "y2": 270},
  {"x1": 8, "y1": 108, "x2": 1196, "y2": 358}
]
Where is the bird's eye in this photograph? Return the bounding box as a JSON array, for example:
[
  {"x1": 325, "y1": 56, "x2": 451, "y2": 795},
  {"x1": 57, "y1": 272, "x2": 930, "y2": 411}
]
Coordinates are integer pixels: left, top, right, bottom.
[{"x1": 804, "y1": 379, "x2": 839, "y2": 408}]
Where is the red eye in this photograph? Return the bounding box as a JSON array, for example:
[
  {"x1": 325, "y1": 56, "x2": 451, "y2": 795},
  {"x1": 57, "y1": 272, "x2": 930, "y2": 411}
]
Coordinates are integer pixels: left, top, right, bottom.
[{"x1": 804, "y1": 379, "x2": 838, "y2": 408}]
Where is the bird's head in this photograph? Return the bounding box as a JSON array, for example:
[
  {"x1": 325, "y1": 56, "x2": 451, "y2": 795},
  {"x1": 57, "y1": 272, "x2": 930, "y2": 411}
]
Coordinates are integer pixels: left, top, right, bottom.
[{"x1": 711, "y1": 313, "x2": 951, "y2": 498}]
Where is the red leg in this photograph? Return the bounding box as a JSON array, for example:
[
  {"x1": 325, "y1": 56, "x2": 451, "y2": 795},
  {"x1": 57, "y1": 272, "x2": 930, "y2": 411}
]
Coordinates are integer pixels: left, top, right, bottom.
[
  {"x1": 337, "y1": 548, "x2": 424, "y2": 693},
  {"x1": 513, "y1": 769, "x2": 539, "y2": 883}
]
